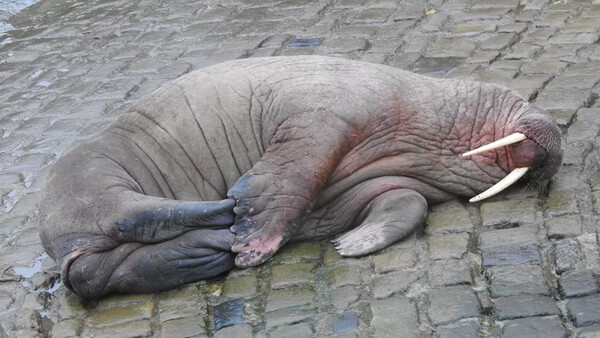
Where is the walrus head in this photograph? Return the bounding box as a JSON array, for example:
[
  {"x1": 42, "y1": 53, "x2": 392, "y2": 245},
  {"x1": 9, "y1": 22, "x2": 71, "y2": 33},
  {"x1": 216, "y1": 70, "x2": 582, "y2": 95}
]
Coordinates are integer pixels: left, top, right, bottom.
[{"x1": 462, "y1": 104, "x2": 562, "y2": 202}]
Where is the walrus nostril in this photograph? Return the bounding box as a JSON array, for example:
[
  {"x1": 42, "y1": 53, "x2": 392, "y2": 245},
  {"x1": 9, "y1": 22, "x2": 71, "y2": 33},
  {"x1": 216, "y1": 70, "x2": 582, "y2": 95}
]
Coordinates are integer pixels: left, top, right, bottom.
[{"x1": 512, "y1": 139, "x2": 548, "y2": 169}]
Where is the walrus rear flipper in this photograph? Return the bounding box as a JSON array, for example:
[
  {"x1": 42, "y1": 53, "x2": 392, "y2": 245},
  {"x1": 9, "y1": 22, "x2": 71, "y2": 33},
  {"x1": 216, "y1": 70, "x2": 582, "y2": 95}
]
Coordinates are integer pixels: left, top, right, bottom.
[
  {"x1": 64, "y1": 229, "x2": 235, "y2": 298},
  {"x1": 44, "y1": 196, "x2": 237, "y2": 298},
  {"x1": 110, "y1": 196, "x2": 236, "y2": 243}
]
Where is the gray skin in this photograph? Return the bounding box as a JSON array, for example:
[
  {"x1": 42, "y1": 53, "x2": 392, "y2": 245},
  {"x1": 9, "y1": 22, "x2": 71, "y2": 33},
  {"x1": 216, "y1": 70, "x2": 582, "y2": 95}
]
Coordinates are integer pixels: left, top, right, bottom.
[{"x1": 39, "y1": 56, "x2": 562, "y2": 298}]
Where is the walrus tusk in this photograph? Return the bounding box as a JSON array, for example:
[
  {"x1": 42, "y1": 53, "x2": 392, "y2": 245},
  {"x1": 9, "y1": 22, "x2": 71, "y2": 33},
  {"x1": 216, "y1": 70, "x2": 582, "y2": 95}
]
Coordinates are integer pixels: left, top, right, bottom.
[
  {"x1": 469, "y1": 167, "x2": 529, "y2": 202},
  {"x1": 461, "y1": 132, "x2": 527, "y2": 157}
]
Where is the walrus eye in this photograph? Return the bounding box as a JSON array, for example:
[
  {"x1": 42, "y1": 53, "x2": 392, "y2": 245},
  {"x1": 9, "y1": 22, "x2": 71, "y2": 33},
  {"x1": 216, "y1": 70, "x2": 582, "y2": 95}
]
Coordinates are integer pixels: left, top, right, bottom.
[{"x1": 461, "y1": 132, "x2": 530, "y2": 203}]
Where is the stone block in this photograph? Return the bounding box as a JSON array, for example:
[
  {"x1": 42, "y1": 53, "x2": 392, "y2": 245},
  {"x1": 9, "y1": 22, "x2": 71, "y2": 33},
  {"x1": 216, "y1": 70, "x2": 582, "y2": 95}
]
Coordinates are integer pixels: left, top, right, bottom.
[
  {"x1": 350, "y1": 8, "x2": 396, "y2": 23},
  {"x1": 471, "y1": 0, "x2": 520, "y2": 8},
  {"x1": 332, "y1": 25, "x2": 378, "y2": 38},
  {"x1": 504, "y1": 44, "x2": 541, "y2": 60},
  {"x1": 538, "y1": 11, "x2": 571, "y2": 28},
  {"x1": 368, "y1": 39, "x2": 404, "y2": 53},
  {"x1": 502, "y1": 316, "x2": 567, "y2": 338},
  {"x1": 567, "y1": 294, "x2": 600, "y2": 327},
  {"x1": 545, "y1": 109, "x2": 578, "y2": 128},
  {"x1": 521, "y1": 59, "x2": 568, "y2": 75},
  {"x1": 493, "y1": 294, "x2": 560, "y2": 320},
  {"x1": 82, "y1": 320, "x2": 152, "y2": 337},
  {"x1": 214, "y1": 324, "x2": 252, "y2": 338},
  {"x1": 271, "y1": 323, "x2": 314, "y2": 337},
  {"x1": 547, "y1": 215, "x2": 583, "y2": 239},
  {"x1": 264, "y1": 310, "x2": 313, "y2": 330},
  {"x1": 568, "y1": 108, "x2": 600, "y2": 143},
  {"x1": 547, "y1": 76, "x2": 599, "y2": 91},
  {"x1": 559, "y1": 270, "x2": 600, "y2": 298},
  {"x1": 428, "y1": 286, "x2": 481, "y2": 325},
  {"x1": 434, "y1": 320, "x2": 480, "y2": 338},
  {"x1": 372, "y1": 249, "x2": 417, "y2": 273},
  {"x1": 161, "y1": 316, "x2": 206, "y2": 338},
  {"x1": 158, "y1": 285, "x2": 205, "y2": 322},
  {"x1": 393, "y1": 3, "x2": 426, "y2": 20},
  {"x1": 479, "y1": 199, "x2": 538, "y2": 227},
  {"x1": 467, "y1": 50, "x2": 500, "y2": 64},
  {"x1": 448, "y1": 22, "x2": 497, "y2": 35},
  {"x1": 479, "y1": 226, "x2": 538, "y2": 249},
  {"x1": 540, "y1": 44, "x2": 584, "y2": 61},
  {"x1": 377, "y1": 21, "x2": 418, "y2": 38},
  {"x1": 428, "y1": 259, "x2": 472, "y2": 287},
  {"x1": 49, "y1": 319, "x2": 82, "y2": 338},
  {"x1": 426, "y1": 200, "x2": 474, "y2": 235},
  {"x1": 508, "y1": 74, "x2": 551, "y2": 99},
  {"x1": 498, "y1": 22, "x2": 529, "y2": 33},
  {"x1": 265, "y1": 287, "x2": 316, "y2": 313},
  {"x1": 522, "y1": 27, "x2": 558, "y2": 43},
  {"x1": 482, "y1": 244, "x2": 542, "y2": 267},
  {"x1": 272, "y1": 242, "x2": 321, "y2": 264},
  {"x1": 461, "y1": 7, "x2": 511, "y2": 19},
  {"x1": 567, "y1": 61, "x2": 600, "y2": 75},
  {"x1": 575, "y1": 325, "x2": 600, "y2": 337},
  {"x1": 420, "y1": 13, "x2": 449, "y2": 33},
  {"x1": 11, "y1": 153, "x2": 52, "y2": 171},
  {"x1": 372, "y1": 270, "x2": 418, "y2": 299},
  {"x1": 329, "y1": 265, "x2": 362, "y2": 288},
  {"x1": 550, "y1": 33, "x2": 599, "y2": 45},
  {"x1": 553, "y1": 238, "x2": 584, "y2": 274},
  {"x1": 544, "y1": 190, "x2": 579, "y2": 216},
  {"x1": 411, "y1": 57, "x2": 462, "y2": 76},
  {"x1": 271, "y1": 263, "x2": 316, "y2": 289},
  {"x1": 88, "y1": 303, "x2": 155, "y2": 328},
  {"x1": 486, "y1": 264, "x2": 549, "y2": 297},
  {"x1": 480, "y1": 33, "x2": 517, "y2": 50},
  {"x1": 370, "y1": 297, "x2": 419, "y2": 336},
  {"x1": 222, "y1": 275, "x2": 258, "y2": 298},
  {"x1": 332, "y1": 286, "x2": 359, "y2": 309},
  {"x1": 318, "y1": 38, "x2": 368, "y2": 54},
  {"x1": 426, "y1": 39, "x2": 477, "y2": 58},
  {"x1": 428, "y1": 233, "x2": 470, "y2": 260},
  {"x1": 4, "y1": 52, "x2": 40, "y2": 63},
  {"x1": 565, "y1": 16, "x2": 600, "y2": 32}
]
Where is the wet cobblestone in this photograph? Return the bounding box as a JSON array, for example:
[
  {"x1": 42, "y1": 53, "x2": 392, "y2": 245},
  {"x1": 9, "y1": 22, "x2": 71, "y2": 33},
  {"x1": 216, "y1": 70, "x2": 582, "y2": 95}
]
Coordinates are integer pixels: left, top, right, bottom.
[
  {"x1": 493, "y1": 294, "x2": 561, "y2": 320},
  {"x1": 0, "y1": 0, "x2": 599, "y2": 336},
  {"x1": 502, "y1": 316, "x2": 568, "y2": 338}
]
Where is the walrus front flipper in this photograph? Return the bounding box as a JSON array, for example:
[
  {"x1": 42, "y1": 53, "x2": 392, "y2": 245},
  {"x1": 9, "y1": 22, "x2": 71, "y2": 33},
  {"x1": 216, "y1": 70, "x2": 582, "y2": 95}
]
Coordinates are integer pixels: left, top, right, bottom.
[
  {"x1": 332, "y1": 189, "x2": 427, "y2": 256},
  {"x1": 228, "y1": 111, "x2": 351, "y2": 268}
]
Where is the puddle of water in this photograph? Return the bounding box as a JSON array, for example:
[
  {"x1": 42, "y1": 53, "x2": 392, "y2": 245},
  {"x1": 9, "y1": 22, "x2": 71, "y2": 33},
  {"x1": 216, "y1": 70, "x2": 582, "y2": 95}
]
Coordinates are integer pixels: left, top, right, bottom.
[
  {"x1": 30, "y1": 69, "x2": 43, "y2": 79},
  {"x1": 12, "y1": 253, "x2": 44, "y2": 278},
  {"x1": 42, "y1": 280, "x2": 62, "y2": 294},
  {"x1": 0, "y1": 0, "x2": 41, "y2": 35},
  {"x1": 11, "y1": 253, "x2": 63, "y2": 294}
]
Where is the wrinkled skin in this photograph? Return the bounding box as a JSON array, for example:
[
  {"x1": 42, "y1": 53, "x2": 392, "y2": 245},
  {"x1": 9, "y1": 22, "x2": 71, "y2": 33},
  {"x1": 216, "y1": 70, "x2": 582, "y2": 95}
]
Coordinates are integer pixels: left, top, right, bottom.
[{"x1": 39, "y1": 56, "x2": 562, "y2": 298}]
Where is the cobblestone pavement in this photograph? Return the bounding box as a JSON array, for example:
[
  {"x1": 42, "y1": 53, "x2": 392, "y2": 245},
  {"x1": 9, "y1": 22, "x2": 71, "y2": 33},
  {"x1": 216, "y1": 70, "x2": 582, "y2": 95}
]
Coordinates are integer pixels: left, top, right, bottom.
[{"x1": 0, "y1": 0, "x2": 599, "y2": 337}]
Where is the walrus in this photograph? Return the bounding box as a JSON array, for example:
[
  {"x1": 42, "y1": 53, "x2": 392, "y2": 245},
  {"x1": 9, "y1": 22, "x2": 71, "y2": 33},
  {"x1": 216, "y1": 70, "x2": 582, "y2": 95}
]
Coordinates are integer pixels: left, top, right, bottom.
[{"x1": 39, "y1": 56, "x2": 562, "y2": 298}]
